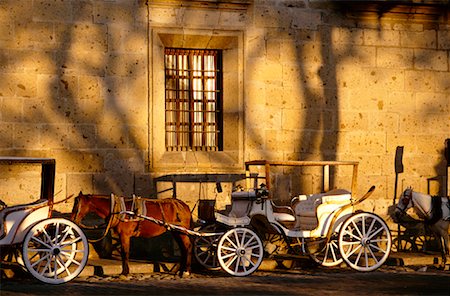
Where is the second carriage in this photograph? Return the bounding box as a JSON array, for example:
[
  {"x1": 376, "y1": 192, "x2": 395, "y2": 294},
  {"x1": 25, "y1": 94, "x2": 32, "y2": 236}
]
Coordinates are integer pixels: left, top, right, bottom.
[{"x1": 194, "y1": 160, "x2": 392, "y2": 276}]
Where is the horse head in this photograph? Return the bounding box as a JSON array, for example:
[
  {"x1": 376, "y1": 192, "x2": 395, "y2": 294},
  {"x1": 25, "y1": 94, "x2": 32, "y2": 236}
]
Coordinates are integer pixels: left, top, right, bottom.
[
  {"x1": 394, "y1": 187, "x2": 414, "y2": 221},
  {"x1": 71, "y1": 191, "x2": 88, "y2": 223}
]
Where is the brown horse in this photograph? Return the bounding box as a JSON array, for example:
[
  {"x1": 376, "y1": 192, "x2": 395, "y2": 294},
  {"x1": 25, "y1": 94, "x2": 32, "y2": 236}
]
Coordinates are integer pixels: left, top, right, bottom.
[{"x1": 71, "y1": 192, "x2": 193, "y2": 276}]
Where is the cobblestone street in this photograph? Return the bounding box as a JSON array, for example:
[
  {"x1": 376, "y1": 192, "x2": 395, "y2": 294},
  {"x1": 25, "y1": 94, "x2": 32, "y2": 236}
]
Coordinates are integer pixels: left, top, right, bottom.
[{"x1": 2, "y1": 265, "x2": 449, "y2": 296}]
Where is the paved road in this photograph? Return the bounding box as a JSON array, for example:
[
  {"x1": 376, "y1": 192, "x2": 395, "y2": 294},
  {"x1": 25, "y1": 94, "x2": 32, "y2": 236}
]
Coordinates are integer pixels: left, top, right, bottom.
[{"x1": 1, "y1": 265, "x2": 449, "y2": 296}]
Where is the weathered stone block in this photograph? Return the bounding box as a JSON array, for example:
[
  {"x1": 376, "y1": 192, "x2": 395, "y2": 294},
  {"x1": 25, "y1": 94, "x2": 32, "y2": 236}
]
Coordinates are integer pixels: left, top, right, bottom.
[
  {"x1": 437, "y1": 30, "x2": 450, "y2": 49},
  {"x1": 67, "y1": 124, "x2": 96, "y2": 149},
  {"x1": 106, "y1": 53, "x2": 146, "y2": 76},
  {"x1": 93, "y1": 1, "x2": 136, "y2": 25},
  {"x1": 415, "y1": 92, "x2": 449, "y2": 113},
  {"x1": 51, "y1": 149, "x2": 104, "y2": 173},
  {"x1": 377, "y1": 47, "x2": 413, "y2": 69},
  {"x1": 369, "y1": 112, "x2": 400, "y2": 132},
  {"x1": 364, "y1": 28, "x2": 400, "y2": 47},
  {"x1": 32, "y1": 0, "x2": 73, "y2": 22},
  {"x1": 404, "y1": 70, "x2": 436, "y2": 92},
  {"x1": 13, "y1": 123, "x2": 41, "y2": 149},
  {"x1": 181, "y1": 9, "x2": 220, "y2": 28},
  {"x1": 414, "y1": 49, "x2": 448, "y2": 71},
  {"x1": 400, "y1": 30, "x2": 436, "y2": 49},
  {"x1": 41, "y1": 124, "x2": 69, "y2": 149},
  {"x1": 331, "y1": 27, "x2": 364, "y2": 45},
  {"x1": 0, "y1": 123, "x2": 13, "y2": 147},
  {"x1": 1, "y1": 97, "x2": 22, "y2": 122},
  {"x1": 339, "y1": 111, "x2": 369, "y2": 131},
  {"x1": 344, "y1": 131, "x2": 386, "y2": 155}
]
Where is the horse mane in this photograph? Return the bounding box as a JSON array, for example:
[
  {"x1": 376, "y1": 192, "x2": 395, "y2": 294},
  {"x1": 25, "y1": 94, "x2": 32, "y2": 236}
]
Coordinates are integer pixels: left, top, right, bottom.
[{"x1": 427, "y1": 195, "x2": 443, "y2": 225}]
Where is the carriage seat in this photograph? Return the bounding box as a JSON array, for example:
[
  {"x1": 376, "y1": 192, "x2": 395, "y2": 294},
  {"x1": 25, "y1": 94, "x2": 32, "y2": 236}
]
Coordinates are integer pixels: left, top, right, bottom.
[
  {"x1": 292, "y1": 189, "x2": 351, "y2": 230},
  {"x1": 271, "y1": 202, "x2": 296, "y2": 222}
]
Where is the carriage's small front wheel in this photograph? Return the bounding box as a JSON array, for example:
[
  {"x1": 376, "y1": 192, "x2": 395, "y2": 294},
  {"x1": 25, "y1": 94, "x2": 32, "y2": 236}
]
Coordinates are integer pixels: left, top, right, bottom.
[
  {"x1": 338, "y1": 212, "x2": 391, "y2": 272},
  {"x1": 22, "y1": 218, "x2": 89, "y2": 284},
  {"x1": 217, "y1": 227, "x2": 263, "y2": 276},
  {"x1": 194, "y1": 224, "x2": 222, "y2": 271},
  {"x1": 308, "y1": 235, "x2": 343, "y2": 267}
]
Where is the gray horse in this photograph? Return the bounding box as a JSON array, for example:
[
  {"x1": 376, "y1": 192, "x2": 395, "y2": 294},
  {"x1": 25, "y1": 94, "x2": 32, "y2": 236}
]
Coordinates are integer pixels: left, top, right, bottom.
[{"x1": 394, "y1": 188, "x2": 450, "y2": 267}]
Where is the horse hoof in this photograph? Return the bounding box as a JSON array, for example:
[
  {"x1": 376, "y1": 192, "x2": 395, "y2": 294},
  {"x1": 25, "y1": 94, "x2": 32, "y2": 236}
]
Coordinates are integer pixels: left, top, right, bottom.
[
  {"x1": 178, "y1": 271, "x2": 190, "y2": 278},
  {"x1": 119, "y1": 274, "x2": 130, "y2": 280}
]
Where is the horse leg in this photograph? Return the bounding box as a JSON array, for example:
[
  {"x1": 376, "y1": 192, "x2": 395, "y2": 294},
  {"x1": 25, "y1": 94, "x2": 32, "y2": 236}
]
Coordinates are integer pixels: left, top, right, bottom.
[
  {"x1": 442, "y1": 232, "x2": 450, "y2": 266},
  {"x1": 119, "y1": 234, "x2": 131, "y2": 275},
  {"x1": 173, "y1": 233, "x2": 193, "y2": 277}
]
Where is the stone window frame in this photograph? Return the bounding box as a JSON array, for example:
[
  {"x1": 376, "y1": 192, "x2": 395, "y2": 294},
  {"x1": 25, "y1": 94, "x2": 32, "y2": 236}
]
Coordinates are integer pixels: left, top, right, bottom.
[{"x1": 149, "y1": 28, "x2": 244, "y2": 172}]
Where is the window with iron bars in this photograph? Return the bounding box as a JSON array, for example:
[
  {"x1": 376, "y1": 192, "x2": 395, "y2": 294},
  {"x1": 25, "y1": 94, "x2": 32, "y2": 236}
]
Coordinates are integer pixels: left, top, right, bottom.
[{"x1": 164, "y1": 48, "x2": 223, "y2": 151}]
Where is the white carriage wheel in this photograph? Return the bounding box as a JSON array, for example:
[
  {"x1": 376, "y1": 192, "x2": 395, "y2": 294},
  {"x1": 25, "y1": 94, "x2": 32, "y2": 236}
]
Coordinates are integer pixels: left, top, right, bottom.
[
  {"x1": 309, "y1": 236, "x2": 343, "y2": 267},
  {"x1": 217, "y1": 227, "x2": 263, "y2": 277},
  {"x1": 338, "y1": 212, "x2": 391, "y2": 272},
  {"x1": 194, "y1": 224, "x2": 222, "y2": 271},
  {"x1": 22, "y1": 218, "x2": 89, "y2": 284}
]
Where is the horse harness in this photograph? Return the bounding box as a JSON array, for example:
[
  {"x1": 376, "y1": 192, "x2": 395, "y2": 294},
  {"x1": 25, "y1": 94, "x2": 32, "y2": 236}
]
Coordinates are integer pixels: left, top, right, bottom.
[{"x1": 398, "y1": 189, "x2": 446, "y2": 225}]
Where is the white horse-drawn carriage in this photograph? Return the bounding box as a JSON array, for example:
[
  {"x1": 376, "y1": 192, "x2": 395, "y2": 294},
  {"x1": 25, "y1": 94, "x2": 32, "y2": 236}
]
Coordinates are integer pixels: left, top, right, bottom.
[
  {"x1": 194, "y1": 160, "x2": 392, "y2": 276},
  {"x1": 0, "y1": 157, "x2": 89, "y2": 284}
]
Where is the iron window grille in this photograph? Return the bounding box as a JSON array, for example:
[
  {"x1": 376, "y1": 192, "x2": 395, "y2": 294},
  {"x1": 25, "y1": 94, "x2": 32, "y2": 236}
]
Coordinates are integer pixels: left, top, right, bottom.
[{"x1": 164, "y1": 48, "x2": 223, "y2": 151}]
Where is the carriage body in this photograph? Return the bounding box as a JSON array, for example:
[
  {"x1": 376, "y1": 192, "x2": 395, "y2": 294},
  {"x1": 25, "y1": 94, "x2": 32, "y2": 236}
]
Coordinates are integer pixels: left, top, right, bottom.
[
  {"x1": 0, "y1": 157, "x2": 89, "y2": 284},
  {"x1": 215, "y1": 189, "x2": 354, "y2": 239},
  {"x1": 195, "y1": 160, "x2": 392, "y2": 276},
  {"x1": 0, "y1": 200, "x2": 50, "y2": 245}
]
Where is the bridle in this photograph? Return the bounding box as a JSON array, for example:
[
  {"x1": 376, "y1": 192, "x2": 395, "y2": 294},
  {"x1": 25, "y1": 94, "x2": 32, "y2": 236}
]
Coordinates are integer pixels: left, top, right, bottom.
[{"x1": 396, "y1": 188, "x2": 414, "y2": 215}]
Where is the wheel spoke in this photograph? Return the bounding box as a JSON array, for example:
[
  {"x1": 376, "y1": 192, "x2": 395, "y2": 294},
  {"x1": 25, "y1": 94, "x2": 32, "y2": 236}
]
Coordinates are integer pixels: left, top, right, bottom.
[
  {"x1": 241, "y1": 255, "x2": 254, "y2": 269},
  {"x1": 366, "y1": 218, "x2": 376, "y2": 238},
  {"x1": 30, "y1": 236, "x2": 52, "y2": 249},
  {"x1": 38, "y1": 257, "x2": 52, "y2": 276},
  {"x1": 367, "y1": 226, "x2": 384, "y2": 241},
  {"x1": 234, "y1": 256, "x2": 241, "y2": 273},
  {"x1": 221, "y1": 252, "x2": 236, "y2": 260},
  {"x1": 343, "y1": 229, "x2": 361, "y2": 241},
  {"x1": 351, "y1": 220, "x2": 364, "y2": 239},
  {"x1": 60, "y1": 236, "x2": 82, "y2": 248},
  {"x1": 354, "y1": 246, "x2": 363, "y2": 266},
  {"x1": 243, "y1": 235, "x2": 256, "y2": 248},
  {"x1": 328, "y1": 244, "x2": 339, "y2": 262},
  {"x1": 345, "y1": 243, "x2": 362, "y2": 258},
  {"x1": 31, "y1": 252, "x2": 50, "y2": 268},
  {"x1": 240, "y1": 231, "x2": 246, "y2": 247},
  {"x1": 361, "y1": 216, "x2": 366, "y2": 237},
  {"x1": 247, "y1": 244, "x2": 261, "y2": 251},
  {"x1": 221, "y1": 245, "x2": 237, "y2": 252},
  {"x1": 41, "y1": 228, "x2": 54, "y2": 247},
  {"x1": 233, "y1": 231, "x2": 241, "y2": 248},
  {"x1": 225, "y1": 255, "x2": 237, "y2": 269},
  {"x1": 57, "y1": 254, "x2": 72, "y2": 276},
  {"x1": 341, "y1": 240, "x2": 361, "y2": 246},
  {"x1": 367, "y1": 246, "x2": 379, "y2": 264},
  {"x1": 225, "y1": 236, "x2": 238, "y2": 249},
  {"x1": 368, "y1": 242, "x2": 388, "y2": 254},
  {"x1": 59, "y1": 225, "x2": 73, "y2": 244},
  {"x1": 364, "y1": 247, "x2": 369, "y2": 268},
  {"x1": 59, "y1": 251, "x2": 82, "y2": 265}
]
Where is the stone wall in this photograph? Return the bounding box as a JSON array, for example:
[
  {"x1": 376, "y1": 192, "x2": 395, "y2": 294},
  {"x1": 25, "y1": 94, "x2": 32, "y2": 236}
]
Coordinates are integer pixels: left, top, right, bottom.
[{"x1": 0, "y1": 0, "x2": 448, "y2": 225}]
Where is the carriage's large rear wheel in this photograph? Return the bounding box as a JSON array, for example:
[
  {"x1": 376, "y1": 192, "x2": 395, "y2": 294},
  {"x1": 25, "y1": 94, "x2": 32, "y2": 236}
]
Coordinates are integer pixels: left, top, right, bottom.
[
  {"x1": 338, "y1": 212, "x2": 391, "y2": 272},
  {"x1": 22, "y1": 218, "x2": 89, "y2": 284},
  {"x1": 217, "y1": 227, "x2": 263, "y2": 276}
]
